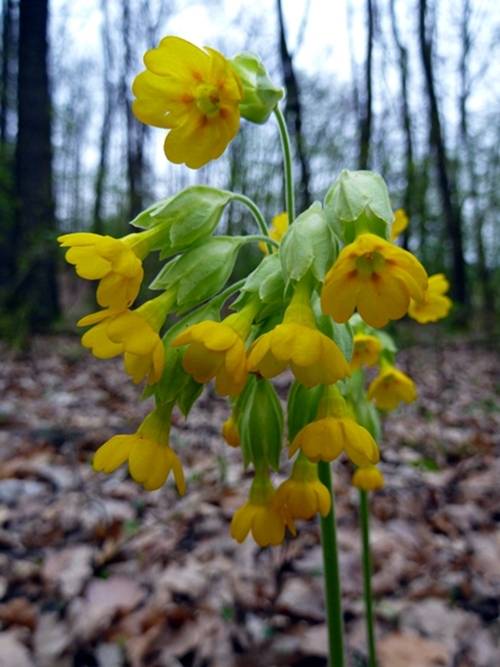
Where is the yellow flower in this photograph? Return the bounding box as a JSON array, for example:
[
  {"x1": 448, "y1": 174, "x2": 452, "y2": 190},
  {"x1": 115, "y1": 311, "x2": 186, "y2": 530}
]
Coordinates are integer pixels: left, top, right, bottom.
[
  {"x1": 352, "y1": 466, "x2": 384, "y2": 492},
  {"x1": 321, "y1": 233, "x2": 427, "y2": 328},
  {"x1": 222, "y1": 416, "x2": 240, "y2": 447},
  {"x1": 351, "y1": 334, "x2": 381, "y2": 370},
  {"x1": 274, "y1": 455, "x2": 331, "y2": 520},
  {"x1": 408, "y1": 273, "x2": 452, "y2": 324},
  {"x1": 132, "y1": 36, "x2": 242, "y2": 169},
  {"x1": 172, "y1": 301, "x2": 258, "y2": 397},
  {"x1": 93, "y1": 408, "x2": 185, "y2": 493},
  {"x1": 289, "y1": 385, "x2": 379, "y2": 466},
  {"x1": 230, "y1": 474, "x2": 293, "y2": 546},
  {"x1": 390, "y1": 208, "x2": 409, "y2": 241},
  {"x1": 248, "y1": 280, "x2": 350, "y2": 387},
  {"x1": 58, "y1": 232, "x2": 148, "y2": 310},
  {"x1": 78, "y1": 291, "x2": 175, "y2": 384},
  {"x1": 368, "y1": 364, "x2": 417, "y2": 411},
  {"x1": 258, "y1": 212, "x2": 288, "y2": 254}
]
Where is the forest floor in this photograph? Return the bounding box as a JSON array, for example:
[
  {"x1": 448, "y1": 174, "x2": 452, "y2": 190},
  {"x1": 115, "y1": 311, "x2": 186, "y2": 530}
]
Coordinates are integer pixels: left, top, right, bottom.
[{"x1": 0, "y1": 332, "x2": 499, "y2": 667}]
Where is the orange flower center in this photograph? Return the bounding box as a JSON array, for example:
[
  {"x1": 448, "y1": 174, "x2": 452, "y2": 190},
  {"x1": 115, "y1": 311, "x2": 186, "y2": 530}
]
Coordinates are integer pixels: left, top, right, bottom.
[{"x1": 355, "y1": 251, "x2": 386, "y2": 278}]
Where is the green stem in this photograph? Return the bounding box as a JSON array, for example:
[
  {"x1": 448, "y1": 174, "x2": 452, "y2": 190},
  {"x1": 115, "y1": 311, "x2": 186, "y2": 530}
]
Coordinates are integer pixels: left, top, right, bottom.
[
  {"x1": 359, "y1": 489, "x2": 377, "y2": 667},
  {"x1": 273, "y1": 106, "x2": 296, "y2": 223},
  {"x1": 232, "y1": 193, "x2": 274, "y2": 254},
  {"x1": 242, "y1": 234, "x2": 280, "y2": 249},
  {"x1": 318, "y1": 461, "x2": 345, "y2": 667}
]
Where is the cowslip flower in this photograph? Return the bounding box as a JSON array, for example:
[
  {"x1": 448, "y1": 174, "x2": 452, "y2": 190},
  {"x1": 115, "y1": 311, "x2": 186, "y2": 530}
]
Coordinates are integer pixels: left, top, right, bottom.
[
  {"x1": 390, "y1": 208, "x2": 409, "y2": 241},
  {"x1": 93, "y1": 408, "x2": 185, "y2": 493},
  {"x1": 230, "y1": 473, "x2": 294, "y2": 546},
  {"x1": 78, "y1": 290, "x2": 175, "y2": 384},
  {"x1": 408, "y1": 273, "x2": 452, "y2": 324},
  {"x1": 274, "y1": 455, "x2": 331, "y2": 520},
  {"x1": 248, "y1": 280, "x2": 350, "y2": 387},
  {"x1": 132, "y1": 36, "x2": 242, "y2": 169},
  {"x1": 289, "y1": 385, "x2": 379, "y2": 466},
  {"x1": 368, "y1": 363, "x2": 417, "y2": 411},
  {"x1": 321, "y1": 233, "x2": 427, "y2": 328},
  {"x1": 172, "y1": 300, "x2": 259, "y2": 396},
  {"x1": 352, "y1": 465, "x2": 384, "y2": 492},
  {"x1": 222, "y1": 415, "x2": 240, "y2": 447},
  {"x1": 258, "y1": 212, "x2": 288, "y2": 254},
  {"x1": 58, "y1": 231, "x2": 152, "y2": 310},
  {"x1": 351, "y1": 334, "x2": 381, "y2": 370}
]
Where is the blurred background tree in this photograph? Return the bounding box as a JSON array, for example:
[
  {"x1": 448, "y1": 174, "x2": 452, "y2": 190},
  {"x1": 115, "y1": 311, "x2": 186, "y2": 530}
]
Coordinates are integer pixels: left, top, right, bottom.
[{"x1": 0, "y1": 0, "x2": 498, "y2": 337}]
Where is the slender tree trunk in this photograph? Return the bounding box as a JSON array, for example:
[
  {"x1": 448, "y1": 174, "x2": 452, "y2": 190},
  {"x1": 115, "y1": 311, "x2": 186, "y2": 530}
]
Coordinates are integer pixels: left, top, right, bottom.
[
  {"x1": 418, "y1": 0, "x2": 467, "y2": 305},
  {"x1": 13, "y1": 0, "x2": 58, "y2": 330},
  {"x1": 1, "y1": 0, "x2": 15, "y2": 145},
  {"x1": 358, "y1": 0, "x2": 374, "y2": 170},
  {"x1": 276, "y1": 0, "x2": 311, "y2": 212},
  {"x1": 458, "y1": 0, "x2": 491, "y2": 310},
  {"x1": 93, "y1": 0, "x2": 113, "y2": 234},
  {"x1": 389, "y1": 0, "x2": 414, "y2": 249}
]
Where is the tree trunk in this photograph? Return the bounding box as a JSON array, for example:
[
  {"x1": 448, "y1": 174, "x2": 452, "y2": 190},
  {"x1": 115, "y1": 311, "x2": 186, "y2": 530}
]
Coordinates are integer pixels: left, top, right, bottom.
[
  {"x1": 358, "y1": 0, "x2": 374, "y2": 170},
  {"x1": 276, "y1": 0, "x2": 311, "y2": 212},
  {"x1": 418, "y1": 0, "x2": 467, "y2": 305},
  {"x1": 389, "y1": 0, "x2": 414, "y2": 249},
  {"x1": 1, "y1": 0, "x2": 15, "y2": 146},
  {"x1": 13, "y1": 0, "x2": 58, "y2": 331}
]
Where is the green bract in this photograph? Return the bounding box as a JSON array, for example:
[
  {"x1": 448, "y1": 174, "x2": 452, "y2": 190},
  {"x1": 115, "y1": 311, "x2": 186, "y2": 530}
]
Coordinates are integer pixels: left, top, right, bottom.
[
  {"x1": 150, "y1": 237, "x2": 243, "y2": 309},
  {"x1": 231, "y1": 53, "x2": 284, "y2": 124},
  {"x1": 131, "y1": 186, "x2": 234, "y2": 254},
  {"x1": 287, "y1": 383, "x2": 323, "y2": 441},
  {"x1": 324, "y1": 170, "x2": 394, "y2": 243},
  {"x1": 238, "y1": 377, "x2": 283, "y2": 471},
  {"x1": 280, "y1": 202, "x2": 337, "y2": 284}
]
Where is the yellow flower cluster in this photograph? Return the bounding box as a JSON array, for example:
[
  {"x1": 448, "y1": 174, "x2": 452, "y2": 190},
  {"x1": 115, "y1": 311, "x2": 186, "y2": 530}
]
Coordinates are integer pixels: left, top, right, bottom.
[{"x1": 57, "y1": 37, "x2": 454, "y2": 549}]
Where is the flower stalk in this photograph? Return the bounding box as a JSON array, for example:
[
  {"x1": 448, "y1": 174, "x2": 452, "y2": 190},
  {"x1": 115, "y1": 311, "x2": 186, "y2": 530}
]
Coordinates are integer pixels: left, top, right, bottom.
[
  {"x1": 318, "y1": 461, "x2": 345, "y2": 667},
  {"x1": 274, "y1": 106, "x2": 296, "y2": 223},
  {"x1": 359, "y1": 489, "x2": 377, "y2": 667}
]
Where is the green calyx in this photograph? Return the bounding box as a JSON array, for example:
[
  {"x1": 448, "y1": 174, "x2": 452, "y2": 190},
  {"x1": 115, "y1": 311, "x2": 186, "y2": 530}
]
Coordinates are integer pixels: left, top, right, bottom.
[{"x1": 231, "y1": 52, "x2": 284, "y2": 124}]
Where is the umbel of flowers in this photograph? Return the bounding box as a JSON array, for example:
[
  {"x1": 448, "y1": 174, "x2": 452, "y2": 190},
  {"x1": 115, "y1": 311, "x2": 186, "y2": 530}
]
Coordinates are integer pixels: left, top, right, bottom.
[{"x1": 58, "y1": 36, "x2": 451, "y2": 548}]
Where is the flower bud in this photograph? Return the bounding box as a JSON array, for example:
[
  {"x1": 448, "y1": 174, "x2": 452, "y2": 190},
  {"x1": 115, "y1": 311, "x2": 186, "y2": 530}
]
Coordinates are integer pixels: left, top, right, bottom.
[
  {"x1": 131, "y1": 186, "x2": 234, "y2": 253},
  {"x1": 324, "y1": 170, "x2": 393, "y2": 243},
  {"x1": 280, "y1": 202, "x2": 338, "y2": 284},
  {"x1": 231, "y1": 53, "x2": 284, "y2": 124},
  {"x1": 150, "y1": 237, "x2": 243, "y2": 309},
  {"x1": 238, "y1": 377, "x2": 284, "y2": 471}
]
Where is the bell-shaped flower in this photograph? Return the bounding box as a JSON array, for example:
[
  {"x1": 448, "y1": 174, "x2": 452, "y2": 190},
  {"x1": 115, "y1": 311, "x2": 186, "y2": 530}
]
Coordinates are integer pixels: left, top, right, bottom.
[
  {"x1": 408, "y1": 273, "x2": 452, "y2": 324},
  {"x1": 390, "y1": 208, "x2": 409, "y2": 241},
  {"x1": 289, "y1": 385, "x2": 379, "y2": 467},
  {"x1": 222, "y1": 415, "x2": 240, "y2": 447},
  {"x1": 78, "y1": 290, "x2": 175, "y2": 385},
  {"x1": 58, "y1": 231, "x2": 152, "y2": 310},
  {"x1": 93, "y1": 407, "x2": 185, "y2": 493},
  {"x1": 367, "y1": 363, "x2": 417, "y2": 411},
  {"x1": 132, "y1": 36, "x2": 242, "y2": 169},
  {"x1": 352, "y1": 465, "x2": 384, "y2": 492},
  {"x1": 274, "y1": 454, "x2": 331, "y2": 520},
  {"x1": 230, "y1": 472, "x2": 294, "y2": 547},
  {"x1": 258, "y1": 212, "x2": 288, "y2": 254},
  {"x1": 321, "y1": 233, "x2": 428, "y2": 328},
  {"x1": 171, "y1": 300, "x2": 259, "y2": 396},
  {"x1": 248, "y1": 279, "x2": 350, "y2": 387},
  {"x1": 351, "y1": 334, "x2": 381, "y2": 370}
]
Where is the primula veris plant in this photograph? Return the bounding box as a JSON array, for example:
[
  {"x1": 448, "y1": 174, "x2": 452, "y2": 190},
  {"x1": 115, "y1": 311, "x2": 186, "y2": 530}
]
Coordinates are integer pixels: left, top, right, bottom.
[{"x1": 59, "y1": 35, "x2": 453, "y2": 667}]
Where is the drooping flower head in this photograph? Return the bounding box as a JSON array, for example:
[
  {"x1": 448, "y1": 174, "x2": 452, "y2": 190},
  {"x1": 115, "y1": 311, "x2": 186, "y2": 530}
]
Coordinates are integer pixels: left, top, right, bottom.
[
  {"x1": 230, "y1": 471, "x2": 294, "y2": 546},
  {"x1": 390, "y1": 208, "x2": 409, "y2": 241},
  {"x1": 352, "y1": 465, "x2": 384, "y2": 492},
  {"x1": 58, "y1": 232, "x2": 149, "y2": 310},
  {"x1": 408, "y1": 273, "x2": 452, "y2": 324},
  {"x1": 172, "y1": 300, "x2": 259, "y2": 396},
  {"x1": 274, "y1": 454, "x2": 331, "y2": 520},
  {"x1": 368, "y1": 362, "x2": 417, "y2": 411},
  {"x1": 132, "y1": 36, "x2": 242, "y2": 169},
  {"x1": 248, "y1": 279, "x2": 350, "y2": 387},
  {"x1": 259, "y1": 212, "x2": 288, "y2": 254},
  {"x1": 289, "y1": 385, "x2": 379, "y2": 466},
  {"x1": 93, "y1": 406, "x2": 185, "y2": 493},
  {"x1": 351, "y1": 334, "x2": 381, "y2": 371},
  {"x1": 321, "y1": 233, "x2": 428, "y2": 328},
  {"x1": 78, "y1": 290, "x2": 175, "y2": 384}
]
